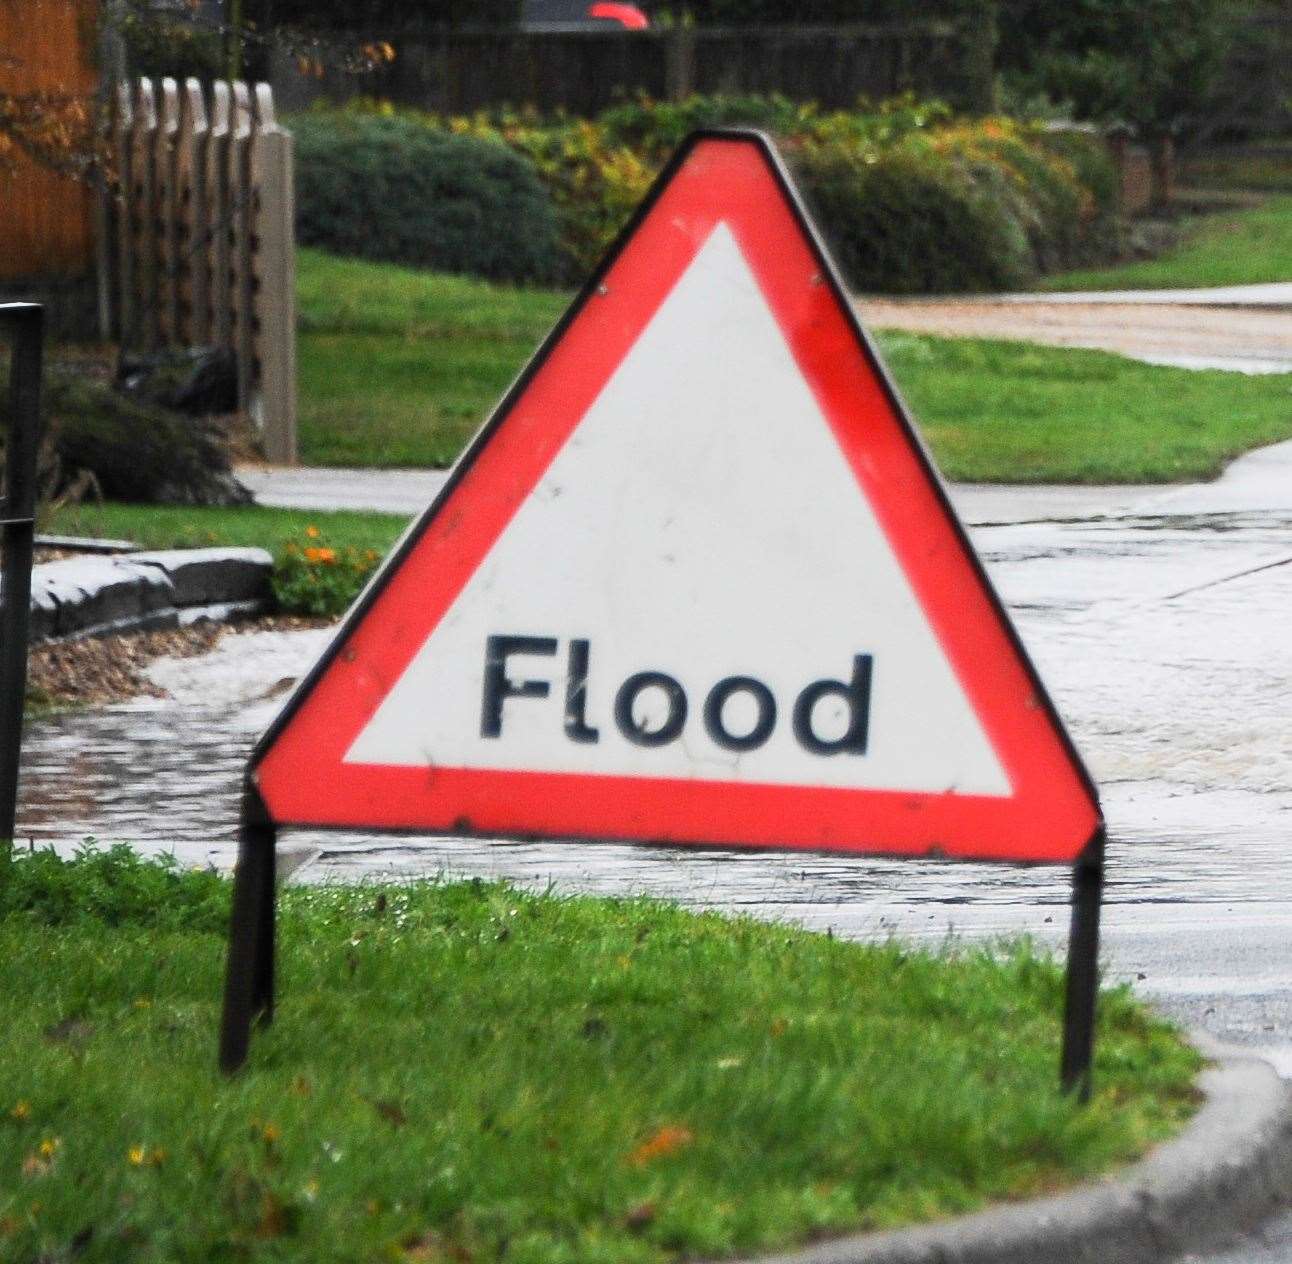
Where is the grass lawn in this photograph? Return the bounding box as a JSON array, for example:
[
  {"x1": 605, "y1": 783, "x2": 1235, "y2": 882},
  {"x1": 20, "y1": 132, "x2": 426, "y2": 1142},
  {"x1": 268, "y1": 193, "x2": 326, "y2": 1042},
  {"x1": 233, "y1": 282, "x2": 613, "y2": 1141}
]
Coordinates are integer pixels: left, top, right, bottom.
[
  {"x1": 40, "y1": 502, "x2": 409, "y2": 557},
  {"x1": 1040, "y1": 195, "x2": 1292, "y2": 292},
  {"x1": 297, "y1": 249, "x2": 1292, "y2": 483},
  {"x1": 1181, "y1": 150, "x2": 1292, "y2": 195},
  {"x1": 883, "y1": 331, "x2": 1292, "y2": 483},
  {"x1": 298, "y1": 248, "x2": 564, "y2": 468},
  {"x1": 1, "y1": 846, "x2": 1199, "y2": 1264}
]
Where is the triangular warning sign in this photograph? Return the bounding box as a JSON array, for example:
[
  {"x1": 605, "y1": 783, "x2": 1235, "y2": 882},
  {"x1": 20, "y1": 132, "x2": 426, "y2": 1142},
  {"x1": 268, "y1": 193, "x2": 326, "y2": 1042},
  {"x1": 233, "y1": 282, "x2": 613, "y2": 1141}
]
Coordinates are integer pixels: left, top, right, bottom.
[{"x1": 254, "y1": 131, "x2": 1100, "y2": 863}]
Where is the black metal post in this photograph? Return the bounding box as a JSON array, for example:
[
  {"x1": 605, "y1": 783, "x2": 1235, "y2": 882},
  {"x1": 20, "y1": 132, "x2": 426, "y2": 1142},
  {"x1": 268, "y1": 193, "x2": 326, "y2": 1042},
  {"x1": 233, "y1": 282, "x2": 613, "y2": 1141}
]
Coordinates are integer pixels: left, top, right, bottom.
[
  {"x1": 218, "y1": 779, "x2": 277, "y2": 1074},
  {"x1": 1060, "y1": 829, "x2": 1106, "y2": 1101},
  {"x1": 0, "y1": 303, "x2": 43, "y2": 849}
]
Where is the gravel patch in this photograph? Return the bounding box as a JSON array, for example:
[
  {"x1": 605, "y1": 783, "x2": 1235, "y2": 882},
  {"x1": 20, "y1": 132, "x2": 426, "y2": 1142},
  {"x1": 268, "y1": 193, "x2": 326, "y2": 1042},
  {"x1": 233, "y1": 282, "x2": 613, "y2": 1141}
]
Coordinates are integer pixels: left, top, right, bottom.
[{"x1": 25, "y1": 616, "x2": 333, "y2": 709}]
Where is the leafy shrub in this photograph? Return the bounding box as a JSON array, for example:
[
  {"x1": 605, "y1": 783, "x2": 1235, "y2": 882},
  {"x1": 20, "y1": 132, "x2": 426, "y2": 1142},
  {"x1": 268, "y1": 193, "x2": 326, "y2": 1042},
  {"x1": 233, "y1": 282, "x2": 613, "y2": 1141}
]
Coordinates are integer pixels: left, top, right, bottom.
[
  {"x1": 443, "y1": 110, "x2": 654, "y2": 282},
  {"x1": 273, "y1": 523, "x2": 382, "y2": 616},
  {"x1": 293, "y1": 112, "x2": 561, "y2": 283},
  {"x1": 789, "y1": 113, "x2": 1117, "y2": 292},
  {"x1": 793, "y1": 141, "x2": 1033, "y2": 293},
  {"x1": 1, "y1": 365, "x2": 249, "y2": 506},
  {"x1": 0, "y1": 842, "x2": 229, "y2": 932},
  {"x1": 325, "y1": 94, "x2": 1119, "y2": 293},
  {"x1": 597, "y1": 91, "x2": 951, "y2": 161}
]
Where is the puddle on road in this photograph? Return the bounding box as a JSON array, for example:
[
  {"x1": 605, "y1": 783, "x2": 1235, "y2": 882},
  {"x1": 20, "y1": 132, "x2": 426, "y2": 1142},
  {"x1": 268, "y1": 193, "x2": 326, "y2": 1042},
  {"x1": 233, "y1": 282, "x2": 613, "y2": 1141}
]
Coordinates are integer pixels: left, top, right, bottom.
[{"x1": 16, "y1": 503, "x2": 1292, "y2": 918}]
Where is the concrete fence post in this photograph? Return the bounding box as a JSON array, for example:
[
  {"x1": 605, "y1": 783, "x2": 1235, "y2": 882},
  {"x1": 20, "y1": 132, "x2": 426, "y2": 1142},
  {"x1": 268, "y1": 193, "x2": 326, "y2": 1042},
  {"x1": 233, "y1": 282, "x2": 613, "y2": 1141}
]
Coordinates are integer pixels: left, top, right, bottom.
[{"x1": 252, "y1": 83, "x2": 297, "y2": 465}]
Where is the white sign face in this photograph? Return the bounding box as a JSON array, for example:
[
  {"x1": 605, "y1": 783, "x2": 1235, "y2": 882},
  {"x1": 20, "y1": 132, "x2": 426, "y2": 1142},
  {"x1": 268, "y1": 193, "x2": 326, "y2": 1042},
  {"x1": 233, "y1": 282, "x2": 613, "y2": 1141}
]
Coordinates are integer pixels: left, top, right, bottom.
[
  {"x1": 345, "y1": 224, "x2": 1010, "y2": 797},
  {"x1": 254, "y1": 132, "x2": 1100, "y2": 862}
]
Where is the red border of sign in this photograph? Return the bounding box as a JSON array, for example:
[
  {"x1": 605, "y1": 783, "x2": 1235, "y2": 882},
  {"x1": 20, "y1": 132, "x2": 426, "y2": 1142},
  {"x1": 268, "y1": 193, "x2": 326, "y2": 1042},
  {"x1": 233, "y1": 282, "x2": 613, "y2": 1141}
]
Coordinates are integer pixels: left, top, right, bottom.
[{"x1": 252, "y1": 133, "x2": 1101, "y2": 863}]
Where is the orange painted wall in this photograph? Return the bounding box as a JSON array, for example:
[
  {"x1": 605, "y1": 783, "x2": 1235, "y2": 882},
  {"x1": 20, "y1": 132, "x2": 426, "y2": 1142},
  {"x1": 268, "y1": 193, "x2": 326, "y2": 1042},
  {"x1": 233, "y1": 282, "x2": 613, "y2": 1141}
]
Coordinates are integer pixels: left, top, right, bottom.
[{"x1": 0, "y1": 0, "x2": 98, "y2": 281}]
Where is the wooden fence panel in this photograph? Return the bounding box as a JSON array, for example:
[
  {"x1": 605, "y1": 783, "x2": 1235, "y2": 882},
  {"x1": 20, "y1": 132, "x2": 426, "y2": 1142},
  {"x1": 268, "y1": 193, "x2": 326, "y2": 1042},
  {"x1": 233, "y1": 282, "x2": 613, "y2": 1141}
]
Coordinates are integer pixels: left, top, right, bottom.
[
  {"x1": 112, "y1": 82, "x2": 135, "y2": 345},
  {"x1": 272, "y1": 22, "x2": 991, "y2": 117},
  {"x1": 229, "y1": 80, "x2": 254, "y2": 419},
  {"x1": 158, "y1": 78, "x2": 181, "y2": 346},
  {"x1": 0, "y1": 0, "x2": 97, "y2": 282},
  {"x1": 207, "y1": 81, "x2": 232, "y2": 351},
  {"x1": 177, "y1": 79, "x2": 209, "y2": 347},
  {"x1": 131, "y1": 79, "x2": 159, "y2": 350},
  {"x1": 104, "y1": 78, "x2": 297, "y2": 463}
]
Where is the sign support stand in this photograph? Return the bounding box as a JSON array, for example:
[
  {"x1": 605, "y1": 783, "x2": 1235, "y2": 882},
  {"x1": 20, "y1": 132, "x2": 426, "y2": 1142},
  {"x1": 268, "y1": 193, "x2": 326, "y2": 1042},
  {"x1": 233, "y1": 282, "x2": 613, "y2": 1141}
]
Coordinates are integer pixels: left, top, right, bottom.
[
  {"x1": 1060, "y1": 828, "x2": 1105, "y2": 1100},
  {"x1": 1, "y1": 303, "x2": 43, "y2": 849},
  {"x1": 216, "y1": 130, "x2": 1109, "y2": 1093},
  {"x1": 219, "y1": 780, "x2": 276, "y2": 1074}
]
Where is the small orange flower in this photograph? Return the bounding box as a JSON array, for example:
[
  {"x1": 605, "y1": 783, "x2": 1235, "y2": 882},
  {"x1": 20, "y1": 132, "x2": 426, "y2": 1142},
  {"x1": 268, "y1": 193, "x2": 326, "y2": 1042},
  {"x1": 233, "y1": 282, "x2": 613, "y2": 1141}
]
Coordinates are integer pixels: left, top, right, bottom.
[
  {"x1": 9, "y1": 1101, "x2": 30, "y2": 1121},
  {"x1": 627, "y1": 1124, "x2": 693, "y2": 1167},
  {"x1": 37, "y1": 1138, "x2": 59, "y2": 1159},
  {"x1": 318, "y1": 548, "x2": 337, "y2": 564},
  {"x1": 305, "y1": 526, "x2": 320, "y2": 539},
  {"x1": 128, "y1": 1145, "x2": 146, "y2": 1166}
]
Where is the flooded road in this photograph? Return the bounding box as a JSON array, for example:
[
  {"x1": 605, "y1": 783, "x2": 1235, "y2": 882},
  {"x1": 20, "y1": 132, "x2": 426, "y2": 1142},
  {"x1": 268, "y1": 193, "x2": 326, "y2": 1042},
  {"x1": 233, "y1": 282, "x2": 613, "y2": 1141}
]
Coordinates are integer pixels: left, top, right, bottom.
[{"x1": 16, "y1": 442, "x2": 1292, "y2": 1063}]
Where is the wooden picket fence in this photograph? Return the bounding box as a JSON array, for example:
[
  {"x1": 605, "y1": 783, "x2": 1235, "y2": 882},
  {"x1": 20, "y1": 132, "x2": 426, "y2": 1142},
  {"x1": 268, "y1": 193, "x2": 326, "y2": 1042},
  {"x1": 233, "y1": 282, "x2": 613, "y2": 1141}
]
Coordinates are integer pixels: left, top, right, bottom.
[{"x1": 101, "y1": 77, "x2": 297, "y2": 464}]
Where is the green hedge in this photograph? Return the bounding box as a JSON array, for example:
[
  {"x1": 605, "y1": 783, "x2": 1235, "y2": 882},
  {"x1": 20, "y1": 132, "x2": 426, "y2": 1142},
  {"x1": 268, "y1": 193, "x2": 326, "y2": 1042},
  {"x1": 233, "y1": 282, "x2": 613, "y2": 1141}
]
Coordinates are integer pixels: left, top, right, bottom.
[
  {"x1": 293, "y1": 113, "x2": 561, "y2": 283},
  {"x1": 793, "y1": 143, "x2": 1032, "y2": 293},
  {"x1": 311, "y1": 96, "x2": 1120, "y2": 294}
]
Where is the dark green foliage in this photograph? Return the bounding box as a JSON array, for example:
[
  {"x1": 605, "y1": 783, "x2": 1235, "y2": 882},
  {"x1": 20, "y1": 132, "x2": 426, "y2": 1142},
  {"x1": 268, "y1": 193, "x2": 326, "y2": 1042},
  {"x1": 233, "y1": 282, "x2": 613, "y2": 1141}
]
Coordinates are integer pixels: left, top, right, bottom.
[
  {"x1": 245, "y1": 0, "x2": 520, "y2": 30},
  {"x1": 332, "y1": 96, "x2": 1119, "y2": 293},
  {"x1": 996, "y1": 0, "x2": 1227, "y2": 134},
  {"x1": 293, "y1": 113, "x2": 561, "y2": 283},
  {"x1": 0, "y1": 842, "x2": 229, "y2": 932},
  {"x1": 598, "y1": 92, "x2": 816, "y2": 151},
  {"x1": 675, "y1": 0, "x2": 987, "y2": 22},
  {"x1": 795, "y1": 144, "x2": 1031, "y2": 293},
  {"x1": 27, "y1": 368, "x2": 250, "y2": 505},
  {"x1": 119, "y1": 4, "x2": 224, "y2": 80}
]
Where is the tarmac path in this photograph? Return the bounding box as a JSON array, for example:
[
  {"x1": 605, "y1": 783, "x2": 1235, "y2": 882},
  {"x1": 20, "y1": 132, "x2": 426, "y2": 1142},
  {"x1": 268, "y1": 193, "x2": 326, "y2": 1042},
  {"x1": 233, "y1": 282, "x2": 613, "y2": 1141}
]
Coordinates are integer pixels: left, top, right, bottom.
[{"x1": 856, "y1": 283, "x2": 1292, "y2": 374}]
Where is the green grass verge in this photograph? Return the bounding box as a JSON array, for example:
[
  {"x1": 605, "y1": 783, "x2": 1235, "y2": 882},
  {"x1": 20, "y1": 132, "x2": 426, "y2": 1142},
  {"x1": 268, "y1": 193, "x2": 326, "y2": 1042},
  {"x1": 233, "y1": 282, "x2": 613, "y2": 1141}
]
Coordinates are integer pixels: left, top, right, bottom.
[
  {"x1": 1039, "y1": 196, "x2": 1292, "y2": 292},
  {"x1": 40, "y1": 502, "x2": 408, "y2": 556},
  {"x1": 881, "y1": 331, "x2": 1292, "y2": 483},
  {"x1": 298, "y1": 248, "x2": 564, "y2": 468},
  {"x1": 296, "y1": 249, "x2": 1292, "y2": 483},
  {"x1": 1182, "y1": 149, "x2": 1292, "y2": 195},
  {"x1": 39, "y1": 503, "x2": 411, "y2": 622},
  {"x1": 0, "y1": 846, "x2": 1198, "y2": 1264}
]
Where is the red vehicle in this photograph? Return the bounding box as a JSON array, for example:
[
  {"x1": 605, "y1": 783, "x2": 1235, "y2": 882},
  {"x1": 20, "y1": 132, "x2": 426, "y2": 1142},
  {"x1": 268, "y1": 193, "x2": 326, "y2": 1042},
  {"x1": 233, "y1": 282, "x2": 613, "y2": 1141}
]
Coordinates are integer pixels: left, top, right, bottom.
[{"x1": 521, "y1": 1, "x2": 650, "y2": 30}]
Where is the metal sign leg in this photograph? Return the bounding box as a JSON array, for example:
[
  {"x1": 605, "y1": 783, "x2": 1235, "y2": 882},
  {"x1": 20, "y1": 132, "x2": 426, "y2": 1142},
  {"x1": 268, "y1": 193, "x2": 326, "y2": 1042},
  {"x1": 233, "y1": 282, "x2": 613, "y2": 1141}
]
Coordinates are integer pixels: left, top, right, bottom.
[
  {"x1": 0, "y1": 304, "x2": 43, "y2": 848},
  {"x1": 1060, "y1": 829, "x2": 1106, "y2": 1100},
  {"x1": 219, "y1": 781, "x2": 277, "y2": 1074}
]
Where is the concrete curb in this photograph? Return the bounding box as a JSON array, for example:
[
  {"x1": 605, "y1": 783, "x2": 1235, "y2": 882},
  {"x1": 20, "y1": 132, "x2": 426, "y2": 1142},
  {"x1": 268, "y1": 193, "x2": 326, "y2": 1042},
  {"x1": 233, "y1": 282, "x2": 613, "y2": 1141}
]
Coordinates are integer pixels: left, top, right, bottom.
[
  {"x1": 25, "y1": 547, "x2": 273, "y2": 642},
  {"x1": 733, "y1": 1040, "x2": 1292, "y2": 1264}
]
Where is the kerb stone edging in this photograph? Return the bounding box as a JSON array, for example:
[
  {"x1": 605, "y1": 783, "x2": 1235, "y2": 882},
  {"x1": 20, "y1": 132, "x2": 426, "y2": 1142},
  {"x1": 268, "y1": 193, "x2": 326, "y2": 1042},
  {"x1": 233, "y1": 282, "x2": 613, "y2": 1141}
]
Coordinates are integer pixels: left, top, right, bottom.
[
  {"x1": 24, "y1": 547, "x2": 273, "y2": 642},
  {"x1": 733, "y1": 1040, "x2": 1292, "y2": 1264}
]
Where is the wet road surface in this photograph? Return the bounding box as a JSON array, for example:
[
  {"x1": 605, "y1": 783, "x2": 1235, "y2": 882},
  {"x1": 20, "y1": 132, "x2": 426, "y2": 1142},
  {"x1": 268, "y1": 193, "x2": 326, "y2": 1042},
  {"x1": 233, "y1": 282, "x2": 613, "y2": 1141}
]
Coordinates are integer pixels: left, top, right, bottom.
[
  {"x1": 16, "y1": 442, "x2": 1292, "y2": 1260},
  {"x1": 857, "y1": 294, "x2": 1292, "y2": 374}
]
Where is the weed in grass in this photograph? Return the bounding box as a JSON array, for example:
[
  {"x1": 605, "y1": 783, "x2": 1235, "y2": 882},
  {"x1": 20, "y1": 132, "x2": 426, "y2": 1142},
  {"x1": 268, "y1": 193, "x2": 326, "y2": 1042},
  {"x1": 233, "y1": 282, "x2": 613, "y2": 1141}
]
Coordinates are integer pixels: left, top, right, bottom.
[
  {"x1": 0, "y1": 845, "x2": 1200, "y2": 1263},
  {"x1": 273, "y1": 523, "x2": 383, "y2": 617}
]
